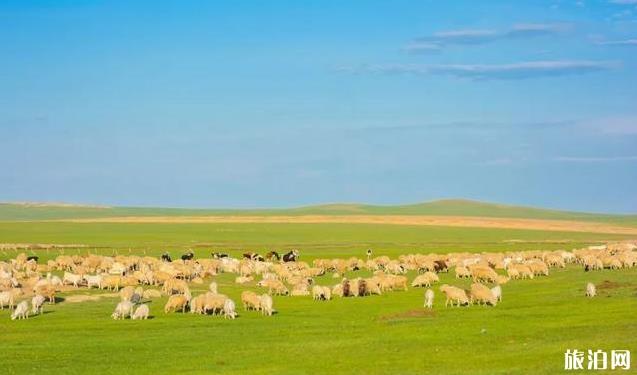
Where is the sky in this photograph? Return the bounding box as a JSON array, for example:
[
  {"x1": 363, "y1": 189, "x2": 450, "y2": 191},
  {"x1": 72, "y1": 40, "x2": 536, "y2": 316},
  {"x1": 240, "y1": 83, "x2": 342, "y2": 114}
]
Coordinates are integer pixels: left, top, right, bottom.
[{"x1": 1, "y1": 0, "x2": 637, "y2": 213}]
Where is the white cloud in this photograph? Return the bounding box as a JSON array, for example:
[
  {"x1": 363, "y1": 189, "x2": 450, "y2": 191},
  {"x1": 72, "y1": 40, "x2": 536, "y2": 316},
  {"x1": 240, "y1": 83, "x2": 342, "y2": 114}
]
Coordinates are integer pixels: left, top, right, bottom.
[
  {"x1": 595, "y1": 39, "x2": 637, "y2": 45},
  {"x1": 412, "y1": 23, "x2": 571, "y2": 49},
  {"x1": 348, "y1": 60, "x2": 618, "y2": 80},
  {"x1": 582, "y1": 116, "x2": 637, "y2": 135},
  {"x1": 554, "y1": 156, "x2": 637, "y2": 162}
]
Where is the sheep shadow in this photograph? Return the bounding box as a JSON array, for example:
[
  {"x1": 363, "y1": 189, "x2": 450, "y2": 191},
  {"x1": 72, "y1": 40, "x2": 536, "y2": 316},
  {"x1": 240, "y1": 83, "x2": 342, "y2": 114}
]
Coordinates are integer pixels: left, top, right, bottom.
[{"x1": 53, "y1": 296, "x2": 65, "y2": 303}]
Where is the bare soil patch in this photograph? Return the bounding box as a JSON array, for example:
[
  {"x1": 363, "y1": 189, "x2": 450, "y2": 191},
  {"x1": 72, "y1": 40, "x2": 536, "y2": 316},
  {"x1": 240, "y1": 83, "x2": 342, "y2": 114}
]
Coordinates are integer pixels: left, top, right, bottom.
[
  {"x1": 65, "y1": 293, "x2": 118, "y2": 303},
  {"x1": 61, "y1": 215, "x2": 637, "y2": 235},
  {"x1": 379, "y1": 309, "x2": 437, "y2": 321},
  {"x1": 597, "y1": 280, "x2": 634, "y2": 290}
]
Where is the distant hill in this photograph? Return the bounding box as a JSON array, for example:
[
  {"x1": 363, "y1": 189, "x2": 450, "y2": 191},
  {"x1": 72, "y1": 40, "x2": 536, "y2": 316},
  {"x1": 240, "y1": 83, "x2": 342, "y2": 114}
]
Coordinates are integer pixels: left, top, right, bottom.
[{"x1": 1, "y1": 199, "x2": 636, "y2": 225}]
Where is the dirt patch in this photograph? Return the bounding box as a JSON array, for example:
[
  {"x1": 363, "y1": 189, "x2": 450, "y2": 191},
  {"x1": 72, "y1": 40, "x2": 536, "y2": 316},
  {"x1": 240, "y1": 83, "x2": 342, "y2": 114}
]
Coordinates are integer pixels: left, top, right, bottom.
[
  {"x1": 596, "y1": 280, "x2": 634, "y2": 290},
  {"x1": 59, "y1": 215, "x2": 637, "y2": 235},
  {"x1": 65, "y1": 293, "x2": 118, "y2": 303},
  {"x1": 379, "y1": 309, "x2": 436, "y2": 321}
]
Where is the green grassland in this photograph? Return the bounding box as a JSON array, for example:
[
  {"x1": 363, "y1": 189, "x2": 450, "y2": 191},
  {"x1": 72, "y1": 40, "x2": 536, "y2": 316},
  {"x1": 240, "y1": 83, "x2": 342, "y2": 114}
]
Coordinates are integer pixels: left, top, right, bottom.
[
  {"x1": 0, "y1": 218, "x2": 636, "y2": 374},
  {"x1": 2, "y1": 199, "x2": 637, "y2": 226}
]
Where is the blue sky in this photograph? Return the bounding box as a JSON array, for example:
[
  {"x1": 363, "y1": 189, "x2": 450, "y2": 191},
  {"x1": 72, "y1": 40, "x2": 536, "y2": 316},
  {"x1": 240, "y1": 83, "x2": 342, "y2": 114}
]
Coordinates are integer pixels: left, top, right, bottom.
[{"x1": 1, "y1": 0, "x2": 637, "y2": 212}]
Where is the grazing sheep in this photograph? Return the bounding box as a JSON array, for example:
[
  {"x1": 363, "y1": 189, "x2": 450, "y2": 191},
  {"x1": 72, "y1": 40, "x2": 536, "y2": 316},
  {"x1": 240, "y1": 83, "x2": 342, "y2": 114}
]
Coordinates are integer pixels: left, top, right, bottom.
[
  {"x1": 164, "y1": 291, "x2": 191, "y2": 313},
  {"x1": 203, "y1": 293, "x2": 229, "y2": 315},
  {"x1": 341, "y1": 279, "x2": 351, "y2": 297},
  {"x1": 260, "y1": 294, "x2": 274, "y2": 316},
  {"x1": 331, "y1": 283, "x2": 344, "y2": 297},
  {"x1": 142, "y1": 289, "x2": 162, "y2": 299},
  {"x1": 31, "y1": 295, "x2": 46, "y2": 315},
  {"x1": 455, "y1": 266, "x2": 471, "y2": 279},
  {"x1": 84, "y1": 274, "x2": 103, "y2": 289},
  {"x1": 241, "y1": 291, "x2": 261, "y2": 311},
  {"x1": 586, "y1": 282, "x2": 596, "y2": 297},
  {"x1": 583, "y1": 256, "x2": 603, "y2": 272},
  {"x1": 62, "y1": 272, "x2": 82, "y2": 287},
  {"x1": 290, "y1": 283, "x2": 310, "y2": 296},
  {"x1": 470, "y1": 283, "x2": 497, "y2": 306},
  {"x1": 34, "y1": 284, "x2": 56, "y2": 304},
  {"x1": 506, "y1": 267, "x2": 520, "y2": 279},
  {"x1": 349, "y1": 278, "x2": 360, "y2": 297},
  {"x1": 364, "y1": 277, "x2": 383, "y2": 296},
  {"x1": 0, "y1": 291, "x2": 15, "y2": 310},
  {"x1": 527, "y1": 261, "x2": 549, "y2": 277},
  {"x1": 11, "y1": 301, "x2": 29, "y2": 320},
  {"x1": 223, "y1": 299, "x2": 237, "y2": 319},
  {"x1": 163, "y1": 278, "x2": 189, "y2": 295},
  {"x1": 257, "y1": 279, "x2": 289, "y2": 296},
  {"x1": 471, "y1": 266, "x2": 499, "y2": 284},
  {"x1": 321, "y1": 286, "x2": 332, "y2": 301},
  {"x1": 112, "y1": 301, "x2": 134, "y2": 319},
  {"x1": 424, "y1": 289, "x2": 434, "y2": 309},
  {"x1": 312, "y1": 285, "x2": 327, "y2": 300},
  {"x1": 439, "y1": 284, "x2": 469, "y2": 307},
  {"x1": 491, "y1": 285, "x2": 502, "y2": 302},
  {"x1": 411, "y1": 272, "x2": 439, "y2": 288},
  {"x1": 132, "y1": 304, "x2": 149, "y2": 320},
  {"x1": 189, "y1": 294, "x2": 206, "y2": 314}
]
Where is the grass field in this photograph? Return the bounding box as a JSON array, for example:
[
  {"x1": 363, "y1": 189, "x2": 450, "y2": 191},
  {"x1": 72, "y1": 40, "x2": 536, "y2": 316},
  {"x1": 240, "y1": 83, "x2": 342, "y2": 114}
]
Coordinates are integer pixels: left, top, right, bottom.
[{"x1": 1, "y1": 207, "x2": 636, "y2": 374}]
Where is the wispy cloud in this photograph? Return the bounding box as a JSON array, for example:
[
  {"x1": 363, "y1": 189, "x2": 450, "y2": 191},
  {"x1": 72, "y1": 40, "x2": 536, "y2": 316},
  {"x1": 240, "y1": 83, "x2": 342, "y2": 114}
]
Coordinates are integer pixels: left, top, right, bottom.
[
  {"x1": 343, "y1": 60, "x2": 618, "y2": 80},
  {"x1": 554, "y1": 156, "x2": 637, "y2": 162},
  {"x1": 594, "y1": 39, "x2": 637, "y2": 46},
  {"x1": 411, "y1": 23, "x2": 571, "y2": 51},
  {"x1": 403, "y1": 42, "x2": 442, "y2": 54},
  {"x1": 581, "y1": 116, "x2": 637, "y2": 135},
  {"x1": 477, "y1": 158, "x2": 515, "y2": 166}
]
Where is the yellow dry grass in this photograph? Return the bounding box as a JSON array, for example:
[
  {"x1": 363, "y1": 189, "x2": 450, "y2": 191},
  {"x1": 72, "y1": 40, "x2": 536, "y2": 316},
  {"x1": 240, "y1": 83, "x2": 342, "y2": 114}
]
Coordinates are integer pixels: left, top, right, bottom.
[{"x1": 60, "y1": 215, "x2": 637, "y2": 235}]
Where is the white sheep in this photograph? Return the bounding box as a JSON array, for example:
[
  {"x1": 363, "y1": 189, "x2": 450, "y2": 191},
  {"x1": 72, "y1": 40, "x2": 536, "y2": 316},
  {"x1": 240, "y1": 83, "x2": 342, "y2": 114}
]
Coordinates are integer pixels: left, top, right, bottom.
[
  {"x1": 0, "y1": 291, "x2": 15, "y2": 310},
  {"x1": 260, "y1": 294, "x2": 274, "y2": 316},
  {"x1": 111, "y1": 301, "x2": 134, "y2": 320},
  {"x1": 62, "y1": 272, "x2": 82, "y2": 287},
  {"x1": 11, "y1": 301, "x2": 29, "y2": 320},
  {"x1": 31, "y1": 295, "x2": 46, "y2": 315},
  {"x1": 132, "y1": 304, "x2": 149, "y2": 320},
  {"x1": 491, "y1": 285, "x2": 502, "y2": 302},
  {"x1": 586, "y1": 282, "x2": 596, "y2": 298},
  {"x1": 424, "y1": 289, "x2": 434, "y2": 309},
  {"x1": 84, "y1": 274, "x2": 103, "y2": 289},
  {"x1": 223, "y1": 299, "x2": 237, "y2": 319},
  {"x1": 209, "y1": 281, "x2": 218, "y2": 294}
]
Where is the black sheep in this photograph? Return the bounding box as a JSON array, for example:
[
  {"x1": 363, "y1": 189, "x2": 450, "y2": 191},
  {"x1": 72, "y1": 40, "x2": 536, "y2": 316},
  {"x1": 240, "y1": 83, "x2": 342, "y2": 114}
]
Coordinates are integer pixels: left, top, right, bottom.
[{"x1": 266, "y1": 251, "x2": 280, "y2": 261}]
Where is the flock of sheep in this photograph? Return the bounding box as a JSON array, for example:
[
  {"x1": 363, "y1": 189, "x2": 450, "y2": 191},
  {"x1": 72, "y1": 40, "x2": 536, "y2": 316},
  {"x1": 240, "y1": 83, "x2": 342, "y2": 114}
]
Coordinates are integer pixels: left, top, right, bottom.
[{"x1": 0, "y1": 241, "x2": 635, "y2": 321}]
